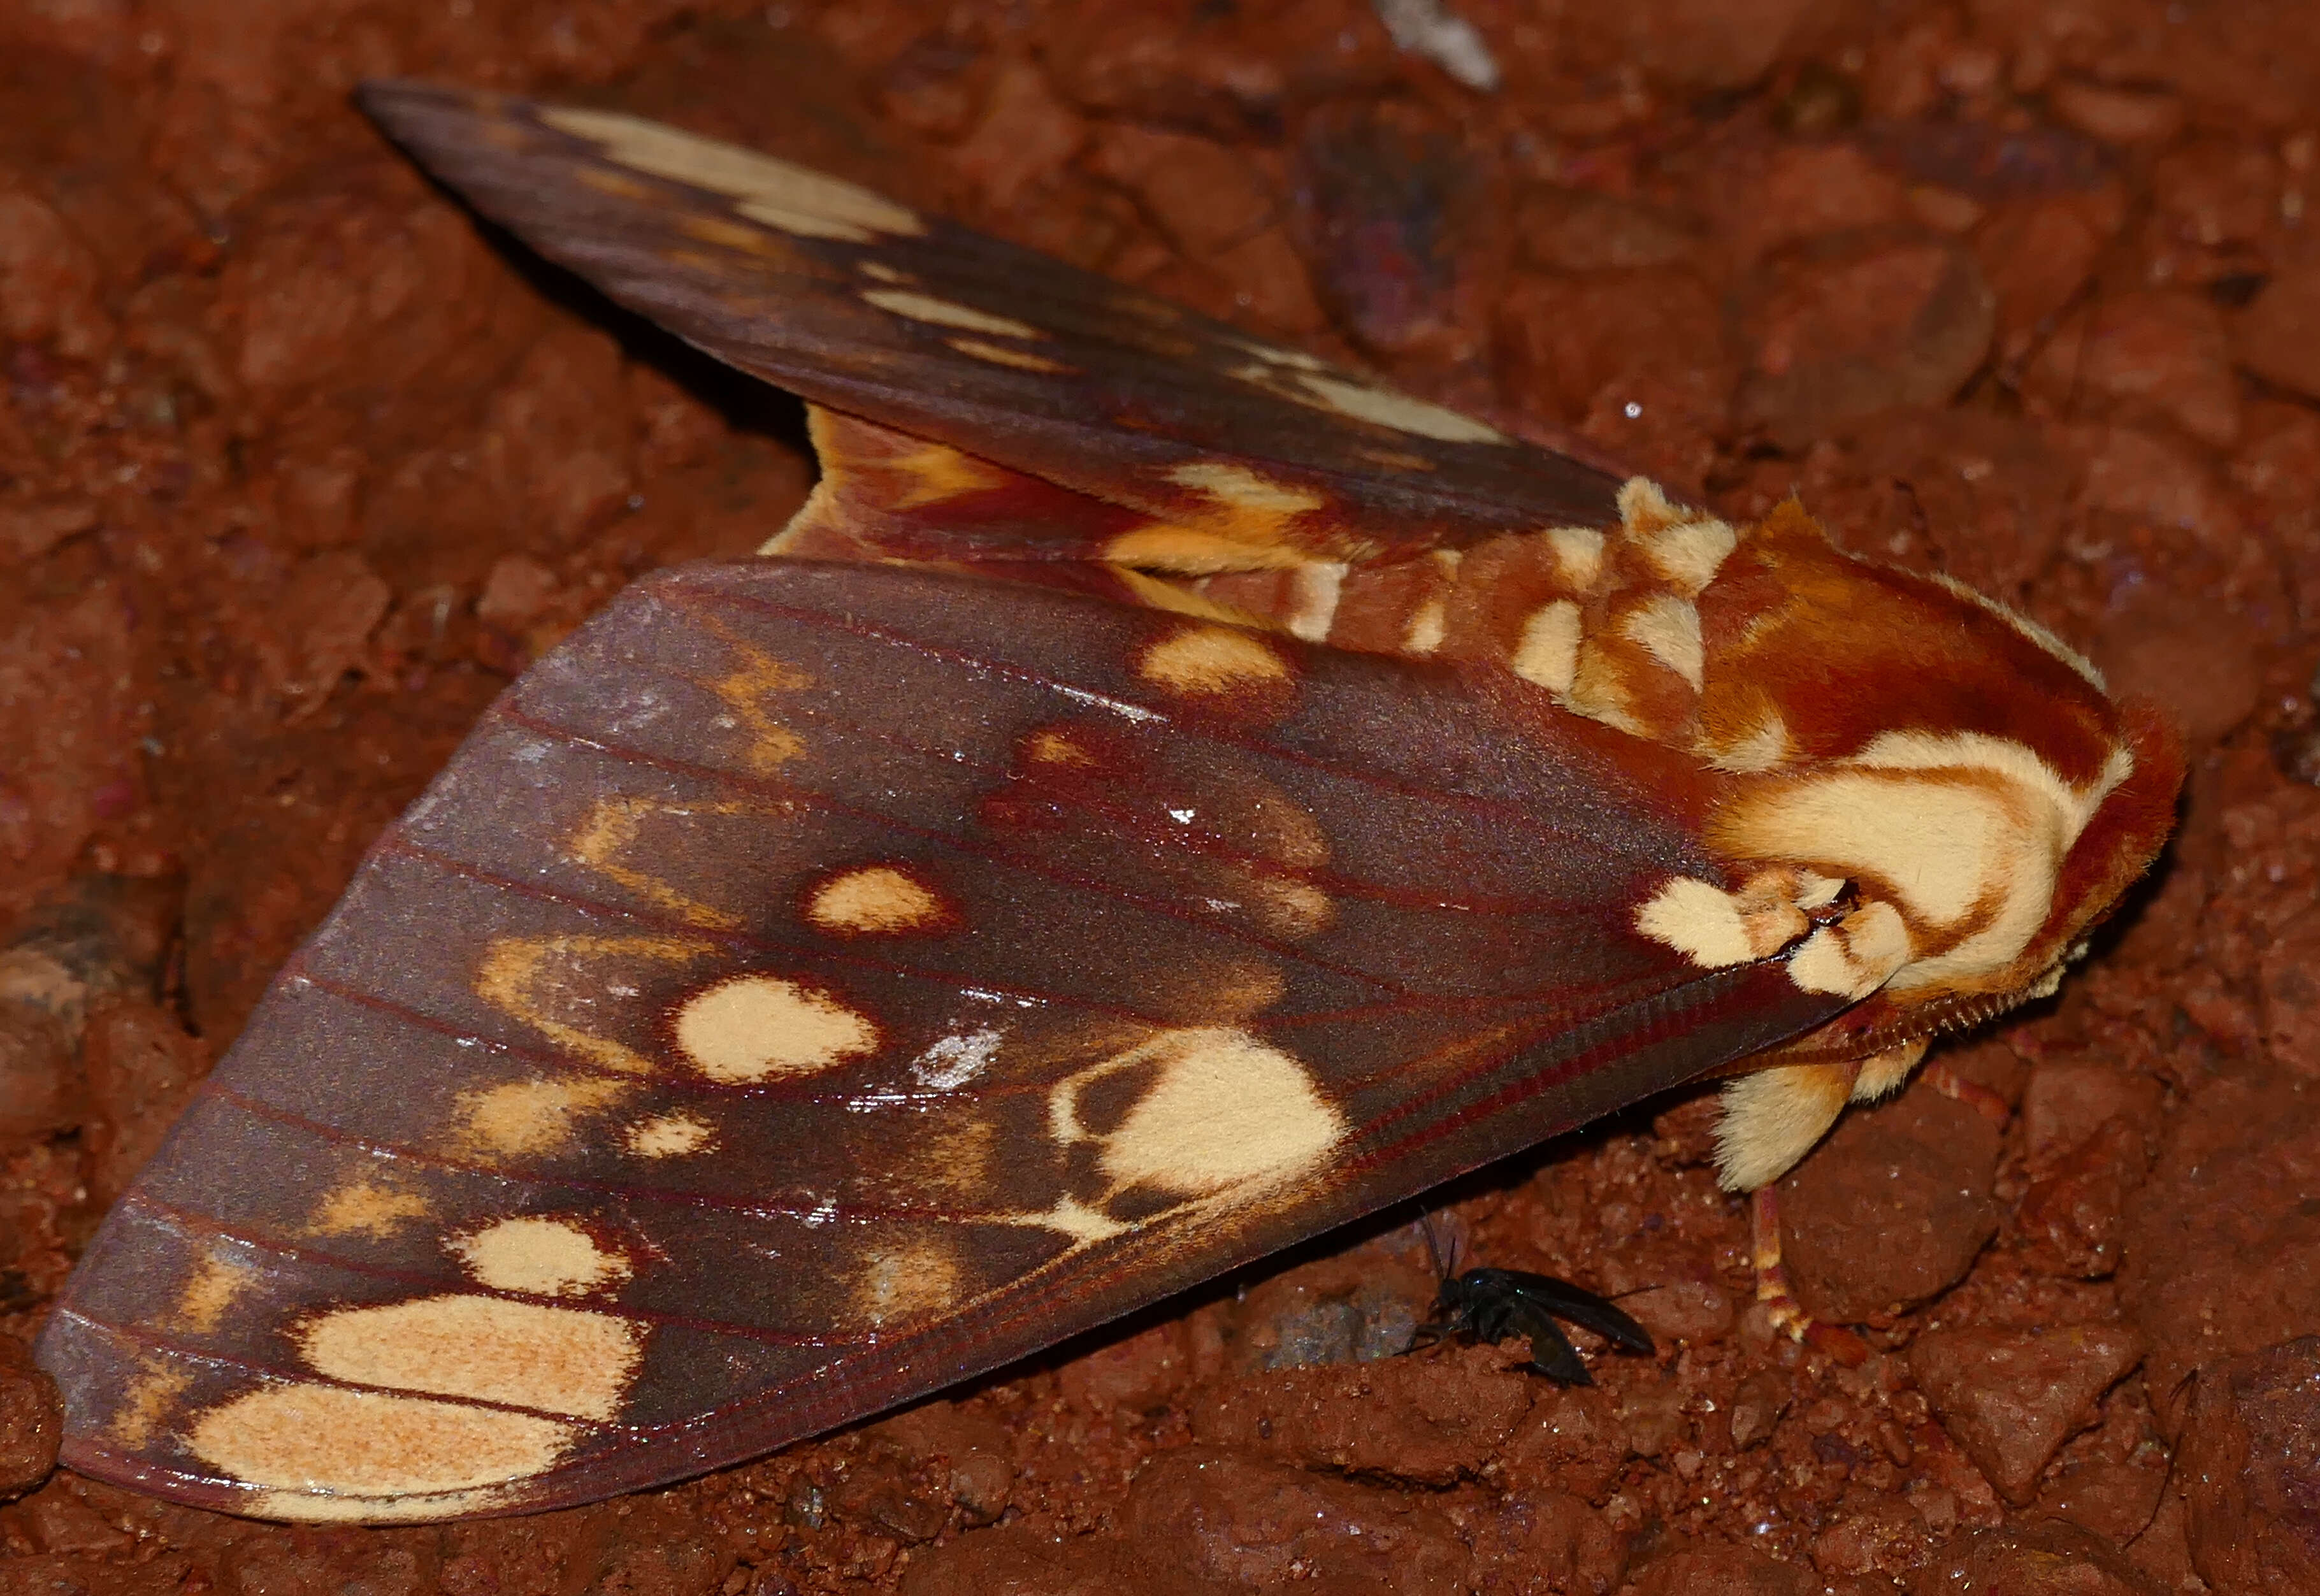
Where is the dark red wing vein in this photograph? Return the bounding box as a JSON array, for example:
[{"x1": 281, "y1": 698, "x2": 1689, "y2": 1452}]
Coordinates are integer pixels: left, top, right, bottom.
[
  {"x1": 194, "y1": 1076, "x2": 1041, "y2": 1230},
  {"x1": 679, "y1": 584, "x2": 1679, "y2": 859},
  {"x1": 479, "y1": 704, "x2": 1451, "y2": 995},
  {"x1": 106, "y1": 1189, "x2": 833, "y2": 1349},
  {"x1": 47, "y1": 1303, "x2": 628, "y2": 1430}
]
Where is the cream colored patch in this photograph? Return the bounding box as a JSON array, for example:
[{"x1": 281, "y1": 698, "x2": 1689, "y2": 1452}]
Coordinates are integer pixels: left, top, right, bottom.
[
  {"x1": 1614, "y1": 477, "x2": 1736, "y2": 593},
  {"x1": 298, "y1": 1295, "x2": 642, "y2": 1421},
  {"x1": 704, "y1": 640, "x2": 814, "y2": 775},
  {"x1": 1729, "y1": 730, "x2": 2135, "y2": 993},
  {"x1": 110, "y1": 1361, "x2": 192, "y2": 1449},
  {"x1": 1543, "y1": 525, "x2": 1606, "y2": 589},
  {"x1": 1250, "y1": 877, "x2": 1335, "y2": 939},
  {"x1": 856, "y1": 260, "x2": 912, "y2": 284},
  {"x1": 807, "y1": 865, "x2": 947, "y2": 934},
  {"x1": 1714, "y1": 1062, "x2": 1855, "y2": 1190},
  {"x1": 566, "y1": 797, "x2": 750, "y2": 931},
  {"x1": 1292, "y1": 373, "x2": 1505, "y2": 444},
  {"x1": 1560, "y1": 645, "x2": 1646, "y2": 737},
  {"x1": 190, "y1": 1383, "x2": 574, "y2": 1497},
  {"x1": 1850, "y1": 1039, "x2": 1929, "y2": 1102},
  {"x1": 452, "y1": 1077, "x2": 630, "y2": 1159},
  {"x1": 1510, "y1": 600, "x2": 1582, "y2": 693},
  {"x1": 1402, "y1": 592, "x2": 1449, "y2": 656},
  {"x1": 862, "y1": 288, "x2": 1042, "y2": 340},
  {"x1": 1621, "y1": 594, "x2": 1704, "y2": 691},
  {"x1": 1705, "y1": 712, "x2": 1792, "y2": 774},
  {"x1": 1634, "y1": 875, "x2": 1808, "y2": 968},
  {"x1": 1054, "y1": 1028, "x2": 1343, "y2": 1197},
  {"x1": 1028, "y1": 1196, "x2": 1129, "y2": 1244},
  {"x1": 449, "y1": 1217, "x2": 631, "y2": 1299},
  {"x1": 947, "y1": 336, "x2": 1072, "y2": 373},
  {"x1": 674, "y1": 974, "x2": 880, "y2": 1082},
  {"x1": 1928, "y1": 572, "x2": 2105, "y2": 689},
  {"x1": 853, "y1": 1239, "x2": 958, "y2": 1328},
  {"x1": 477, "y1": 933, "x2": 714, "y2": 1075},
  {"x1": 1026, "y1": 728, "x2": 1097, "y2": 767},
  {"x1": 255, "y1": 1488, "x2": 505, "y2": 1525},
  {"x1": 1137, "y1": 625, "x2": 1292, "y2": 696},
  {"x1": 175, "y1": 1252, "x2": 255, "y2": 1334},
  {"x1": 310, "y1": 1180, "x2": 434, "y2": 1239},
  {"x1": 1227, "y1": 336, "x2": 1328, "y2": 372},
  {"x1": 1787, "y1": 900, "x2": 1912, "y2": 999},
  {"x1": 1284, "y1": 561, "x2": 1347, "y2": 643},
  {"x1": 1165, "y1": 462, "x2": 1327, "y2": 518},
  {"x1": 624, "y1": 1111, "x2": 717, "y2": 1158},
  {"x1": 540, "y1": 106, "x2": 923, "y2": 243}
]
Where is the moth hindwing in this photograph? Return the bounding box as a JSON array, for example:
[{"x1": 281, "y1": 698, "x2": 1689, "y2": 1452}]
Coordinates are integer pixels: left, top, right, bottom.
[{"x1": 33, "y1": 83, "x2": 2182, "y2": 1523}]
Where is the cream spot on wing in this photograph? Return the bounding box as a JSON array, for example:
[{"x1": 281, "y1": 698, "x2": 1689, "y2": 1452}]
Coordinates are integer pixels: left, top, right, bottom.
[
  {"x1": 1137, "y1": 624, "x2": 1292, "y2": 696},
  {"x1": 1403, "y1": 591, "x2": 1449, "y2": 656},
  {"x1": 1622, "y1": 594, "x2": 1704, "y2": 691},
  {"x1": 1927, "y1": 572, "x2": 2106, "y2": 689},
  {"x1": 1029, "y1": 1196, "x2": 1128, "y2": 1244},
  {"x1": 174, "y1": 1251, "x2": 255, "y2": 1334},
  {"x1": 1713, "y1": 1062, "x2": 1855, "y2": 1190},
  {"x1": 856, "y1": 260, "x2": 913, "y2": 284},
  {"x1": 190, "y1": 1384, "x2": 575, "y2": 1499},
  {"x1": 861, "y1": 288, "x2": 1042, "y2": 340},
  {"x1": 1227, "y1": 336, "x2": 1329, "y2": 372},
  {"x1": 110, "y1": 1360, "x2": 192, "y2": 1449},
  {"x1": 256, "y1": 1488, "x2": 505, "y2": 1525},
  {"x1": 1165, "y1": 462, "x2": 1327, "y2": 517},
  {"x1": 449, "y1": 1217, "x2": 631, "y2": 1299},
  {"x1": 1285, "y1": 561, "x2": 1347, "y2": 643},
  {"x1": 947, "y1": 336, "x2": 1072, "y2": 373},
  {"x1": 1103, "y1": 528, "x2": 1312, "y2": 572},
  {"x1": 538, "y1": 106, "x2": 923, "y2": 243},
  {"x1": 805, "y1": 865, "x2": 949, "y2": 935},
  {"x1": 1291, "y1": 373, "x2": 1506, "y2": 443},
  {"x1": 1060, "y1": 1028, "x2": 1344, "y2": 1197},
  {"x1": 477, "y1": 933, "x2": 714, "y2": 1075},
  {"x1": 624, "y1": 1111, "x2": 717, "y2": 1158},
  {"x1": 565, "y1": 798, "x2": 749, "y2": 932},
  {"x1": 298, "y1": 1295, "x2": 642, "y2": 1421},
  {"x1": 311, "y1": 1180, "x2": 434, "y2": 1239},
  {"x1": 1511, "y1": 600, "x2": 1582, "y2": 693},
  {"x1": 1250, "y1": 878, "x2": 1334, "y2": 939},
  {"x1": 1787, "y1": 900, "x2": 1913, "y2": 999},
  {"x1": 1025, "y1": 727, "x2": 1097, "y2": 767},
  {"x1": 853, "y1": 1239, "x2": 958, "y2": 1328},
  {"x1": 1544, "y1": 526, "x2": 1606, "y2": 589},
  {"x1": 674, "y1": 975, "x2": 879, "y2": 1082},
  {"x1": 452, "y1": 1077, "x2": 630, "y2": 1158},
  {"x1": 1634, "y1": 875, "x2": 1808, "y2": 968}
]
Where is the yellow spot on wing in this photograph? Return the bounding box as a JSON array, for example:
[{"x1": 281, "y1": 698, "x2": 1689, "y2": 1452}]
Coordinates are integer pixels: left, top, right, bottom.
[
  {"x1": 861, "y1": 288, "x2": 1042, "y2": 340},
  {"x1": 566, "y1": 797, "x2": 749, "y2": 931},
  {"x1": 174, "y1": 1252, "x2": 254, "y2": 1334},
  {"x1": 853, "y1": 1239, "x2": 958, "y2": 1328},
  {"x1": 450, "y1": 1217, "x2": 631, "y2": 1298},
  {"x1": 624, "y1": 1111, "x2": 716, "y2": 1158},
  {"x1": 1137, "y1": 625, "x2": 1291, "y2": 696},
  {"x1": 1290, "y1": 372, "x2": 1505, "y2": 443},
  {"x1": 311, "y1": 1181, "x2": 433, "y2": 1239},
  {"x1": 1056, "y1": 1028, "x2": 1343, "y2": 1197},
  {"x1": 883, "y1": 441, "x2": 1012, "y2": 510},
  {"x1": 190, "y1": 1384, "x2": 575, "y2": 1498},
  {"x1": 452, "y1": 1077, "x2": 630, "y2": 1158},
  {"x1": 1622, "y1": 594, "x2": 1705, "y2": 691},
  {"x1": 674, "y1": 974, "x2": 880, "y2": 1082},
  {"x1": 806, "y1": 865, "x2": 948, "y2": 934},
  {"x1": 1544, "y1": 526, "x2": 1606, "y2": 589},
  {"x1": 477, "y1": 933, "x2": 714, "y2": 1075},
  {"x1": 110, "y1": 1360, "x2": 192, "y2": 1450},
  {"x1": 947, "y1": 336, "x2": 1072, "y2": 373},
  {"x1": 538, "y1": 106, "x2": 924, "y2": 243},
  {"x1": 298, "y1": 1295, "x2": 642, "y2": 1421}
]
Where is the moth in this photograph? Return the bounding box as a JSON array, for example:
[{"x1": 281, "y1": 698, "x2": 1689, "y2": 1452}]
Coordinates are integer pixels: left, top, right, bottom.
[{"x1": 34, "y1": 82, "x2": 2182, "y2": 1524}]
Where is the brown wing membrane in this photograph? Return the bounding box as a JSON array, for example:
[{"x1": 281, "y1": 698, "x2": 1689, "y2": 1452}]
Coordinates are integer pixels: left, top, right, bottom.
[
  {"x1": 41, "y1": 562, "x2": 1847, "y2": 1521},
  {"x1": 355, "y1": 80, "x2": 1625, "y2": 566}
]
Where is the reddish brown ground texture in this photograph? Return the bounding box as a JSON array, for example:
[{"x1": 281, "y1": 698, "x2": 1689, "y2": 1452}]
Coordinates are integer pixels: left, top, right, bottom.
[{"x1": 3, "y1": 0, "x2": 2319, "y2": 1592}]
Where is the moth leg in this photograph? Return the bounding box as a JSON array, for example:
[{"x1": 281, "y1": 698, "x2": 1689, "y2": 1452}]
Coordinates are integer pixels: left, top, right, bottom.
[
  {"x1": 1917, "y1": 1054, "x2": 2014, "y2": 1126},
  {"x1": 1728, "y1": 1041, "x2": 1929, "y2": 1361}
]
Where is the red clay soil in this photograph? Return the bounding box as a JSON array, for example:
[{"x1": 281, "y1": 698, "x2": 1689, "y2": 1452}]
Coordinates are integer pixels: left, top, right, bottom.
[{"x1": 3, "y1": 1, "x2": 2319, "y2": 1592}]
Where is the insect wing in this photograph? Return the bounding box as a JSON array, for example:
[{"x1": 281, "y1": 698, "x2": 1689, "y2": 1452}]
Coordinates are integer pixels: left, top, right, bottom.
[
  {"x1": 356, "y1": 80, "x2": 1625, "y2": 564},
  {"x1": 41, "y1": 562, "x2": 1847, "y2": 1520}
]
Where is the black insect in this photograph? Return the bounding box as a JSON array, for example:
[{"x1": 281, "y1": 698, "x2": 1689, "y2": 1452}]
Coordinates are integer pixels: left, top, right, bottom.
[{"x1": 1409, "y1": 1267, "x2": 1655, "y2": 1385}]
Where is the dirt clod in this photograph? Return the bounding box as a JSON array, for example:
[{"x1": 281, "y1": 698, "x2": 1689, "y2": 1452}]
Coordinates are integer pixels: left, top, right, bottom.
[{"x1": 1908, "y1": 1324, "x2": 2146, "y2": 1505}]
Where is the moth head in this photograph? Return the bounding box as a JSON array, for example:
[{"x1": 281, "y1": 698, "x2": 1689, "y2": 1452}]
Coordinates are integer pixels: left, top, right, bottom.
[{"x1": 1628, "y1": 495, "x2": 2183, "y2": 1056}]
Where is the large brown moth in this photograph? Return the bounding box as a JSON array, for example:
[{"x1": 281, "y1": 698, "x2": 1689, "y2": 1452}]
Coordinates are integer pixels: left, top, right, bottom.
[{"x1": 33, "y1": 82, "x2": 2183, "y2": 1525}]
